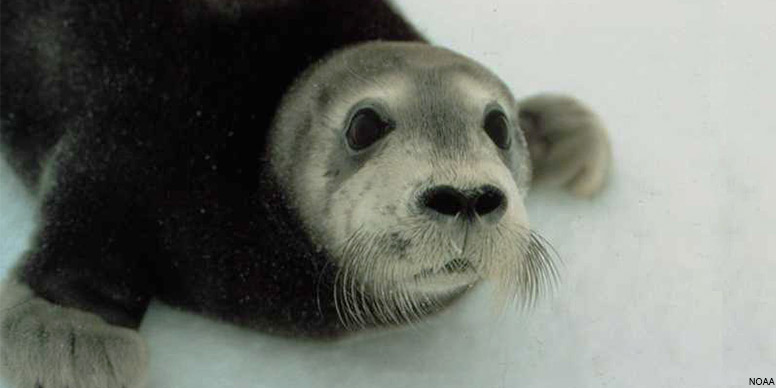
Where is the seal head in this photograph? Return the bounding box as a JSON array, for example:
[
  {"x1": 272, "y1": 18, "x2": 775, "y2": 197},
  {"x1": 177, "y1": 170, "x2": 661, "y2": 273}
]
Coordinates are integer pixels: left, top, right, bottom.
[{"x1": 270, "y1": 42, "x2": 556, "y2": 327}]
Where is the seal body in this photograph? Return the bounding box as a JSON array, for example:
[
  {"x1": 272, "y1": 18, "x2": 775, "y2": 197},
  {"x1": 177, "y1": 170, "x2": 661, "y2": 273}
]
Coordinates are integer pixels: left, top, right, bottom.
[
  {"x1": 0, "y1": 0, "x2": 612, "y2": 386},
  {"x1": 1, "y1": 0, "x2": 425, "y2": 336}
]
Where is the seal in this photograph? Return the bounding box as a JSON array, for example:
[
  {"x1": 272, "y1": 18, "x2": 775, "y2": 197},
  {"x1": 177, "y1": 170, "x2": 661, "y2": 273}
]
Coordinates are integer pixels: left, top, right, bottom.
[{"x1": 0, "y1": 0, "x2": 612, "y2": 387}]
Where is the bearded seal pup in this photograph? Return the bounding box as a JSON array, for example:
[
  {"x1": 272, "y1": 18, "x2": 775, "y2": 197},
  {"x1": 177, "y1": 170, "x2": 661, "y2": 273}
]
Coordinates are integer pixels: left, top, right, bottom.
[{"x1": 0, "y1": 0, "x2": 611, "y2": 386}]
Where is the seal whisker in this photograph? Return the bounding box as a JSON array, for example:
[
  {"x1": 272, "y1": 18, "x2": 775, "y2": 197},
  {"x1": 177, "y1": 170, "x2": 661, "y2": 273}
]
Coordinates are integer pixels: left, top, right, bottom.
[
  {"x1": 476, "y1": 223, "x2": 561, "y2": 309},
  {"x1": 332, "y1": 265, "x2": 348, "y2": 329},
  {"x1": 0, "y1": 0, "x2": 612, "y2": 382},
  {"x1": 332, "y1": 191, "x2": 562, "y2": 329},
  {"x1": 314, "y1": 254, "x2": 338, "y2": 319}
]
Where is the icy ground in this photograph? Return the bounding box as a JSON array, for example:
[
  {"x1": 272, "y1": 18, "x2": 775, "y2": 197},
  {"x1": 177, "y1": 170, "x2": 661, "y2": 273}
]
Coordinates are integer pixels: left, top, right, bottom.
[{"x1": 1, "y1": 0, "x2": 775, "y2": 387}]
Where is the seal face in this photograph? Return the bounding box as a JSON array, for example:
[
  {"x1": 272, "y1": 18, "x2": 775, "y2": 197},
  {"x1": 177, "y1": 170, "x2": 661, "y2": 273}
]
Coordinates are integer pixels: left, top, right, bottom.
[
  {"x1": 270, "y1": 42, "x2": 552, "y2": 326},
  {"x1": 0, "y1": 0, "x2": 611, "y2": 385}
]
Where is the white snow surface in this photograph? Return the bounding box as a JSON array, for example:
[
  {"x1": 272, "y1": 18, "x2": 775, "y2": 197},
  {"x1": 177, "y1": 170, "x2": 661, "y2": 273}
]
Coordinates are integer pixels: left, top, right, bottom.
[{"x1": 1, "y1": 0, "x2": 775, "y2": 387}]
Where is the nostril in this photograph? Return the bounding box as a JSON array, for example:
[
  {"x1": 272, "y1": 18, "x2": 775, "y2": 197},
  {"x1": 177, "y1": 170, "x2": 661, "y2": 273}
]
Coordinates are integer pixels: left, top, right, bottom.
[
  {"x1": 473, "y1": 186, "x2": 506, "y2": 216},
  {"x1": 421, "y1": 185, "x2": 507, "y2": 220},
  {"x1": 443, "y1": 258, "x2": 473, "y2": 273},
  {"x1": 422, "y1": 186, "x2": 468, "y2": 216}
]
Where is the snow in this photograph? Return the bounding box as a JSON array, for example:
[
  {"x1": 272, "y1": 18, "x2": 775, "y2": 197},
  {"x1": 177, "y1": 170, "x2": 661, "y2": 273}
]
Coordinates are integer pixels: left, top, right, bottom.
[{"x1": 2, "y1": 0, "x2": 775, "y2": 386}]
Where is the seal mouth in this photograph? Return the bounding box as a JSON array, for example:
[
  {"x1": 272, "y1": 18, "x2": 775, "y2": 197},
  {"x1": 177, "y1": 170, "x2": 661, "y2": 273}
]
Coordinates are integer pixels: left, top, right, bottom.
[
  {"x1": 414, "y1": 258, "x2": 474, "y2": 279},
  {"x1": 407, "y1": 258, "x2": 479, "y2": 295}
]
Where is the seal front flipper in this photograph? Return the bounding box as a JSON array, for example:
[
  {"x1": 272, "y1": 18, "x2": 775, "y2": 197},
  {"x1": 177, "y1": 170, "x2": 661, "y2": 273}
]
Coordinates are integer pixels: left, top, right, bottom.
[
  {"x1": 518, "y1": 94, "x2": 612, "y2": 197},
  {"x1": 0, "y1": 135, "x2": 158, "y2": 388},
  {"x1": 0, "y1": 271, "x2": 149, "y2": 388}
]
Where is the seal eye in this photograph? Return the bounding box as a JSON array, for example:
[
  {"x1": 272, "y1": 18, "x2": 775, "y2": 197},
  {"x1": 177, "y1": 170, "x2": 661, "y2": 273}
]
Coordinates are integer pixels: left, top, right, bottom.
[
  {"x1": 483, "y1": 109, "x2": 511, "y2": 149},
  {"x1": 346, "y1": 108, "x2": 391, "y2": 151}
]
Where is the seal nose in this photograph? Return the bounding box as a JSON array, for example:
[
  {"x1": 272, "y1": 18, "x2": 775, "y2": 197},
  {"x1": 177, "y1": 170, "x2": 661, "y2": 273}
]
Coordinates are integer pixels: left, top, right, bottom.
[{"x1": 421, "y1": 185, "x2": 506, "y2": 221}]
